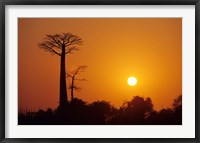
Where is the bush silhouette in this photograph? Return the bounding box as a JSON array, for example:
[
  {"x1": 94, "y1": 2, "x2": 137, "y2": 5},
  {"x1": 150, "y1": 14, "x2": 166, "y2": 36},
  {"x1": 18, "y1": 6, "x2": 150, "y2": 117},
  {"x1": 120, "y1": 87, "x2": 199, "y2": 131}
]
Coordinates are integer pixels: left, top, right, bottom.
[
  {"x1": 109, "y1": 96, "x2": 153, "y2": 124},
  {"x1": 18, "y1": 95, "x2": 182, "y2": 125}
]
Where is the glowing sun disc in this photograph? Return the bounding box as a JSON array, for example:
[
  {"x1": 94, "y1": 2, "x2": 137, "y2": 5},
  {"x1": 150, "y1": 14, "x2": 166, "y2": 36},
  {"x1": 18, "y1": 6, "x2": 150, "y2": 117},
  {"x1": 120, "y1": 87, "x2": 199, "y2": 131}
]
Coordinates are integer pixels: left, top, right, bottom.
[{"x1": 127, "y1": 76, "x2": 137, "y2": 86}]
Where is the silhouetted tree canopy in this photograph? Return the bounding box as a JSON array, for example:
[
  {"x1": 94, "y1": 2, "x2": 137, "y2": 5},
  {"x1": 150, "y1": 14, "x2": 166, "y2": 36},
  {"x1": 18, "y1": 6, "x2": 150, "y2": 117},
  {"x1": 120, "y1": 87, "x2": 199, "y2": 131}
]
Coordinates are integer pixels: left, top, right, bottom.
[
  {"x1": 38, "y1": 33, "x2": 83, "y2": 56},
  {"x1": 109, "y1": 96, "x2": 153, "y2": 124},
  {"x1": 19, "y1": 95, "x2": 182, "y2": 125},
  {"x1": 172, "y1": 95, "x2": 182, "y2": 111}
]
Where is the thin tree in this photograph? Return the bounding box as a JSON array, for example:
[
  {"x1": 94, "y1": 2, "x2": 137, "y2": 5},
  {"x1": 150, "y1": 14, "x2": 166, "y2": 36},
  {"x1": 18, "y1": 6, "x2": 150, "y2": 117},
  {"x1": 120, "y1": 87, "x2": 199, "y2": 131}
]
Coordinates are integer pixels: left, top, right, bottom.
[
  {"x1": 38, "y1": 33, "x2": 83, "y2": 107},
  {"x1": 66, "y1": 65, "x2": 87, "y2": 101}
]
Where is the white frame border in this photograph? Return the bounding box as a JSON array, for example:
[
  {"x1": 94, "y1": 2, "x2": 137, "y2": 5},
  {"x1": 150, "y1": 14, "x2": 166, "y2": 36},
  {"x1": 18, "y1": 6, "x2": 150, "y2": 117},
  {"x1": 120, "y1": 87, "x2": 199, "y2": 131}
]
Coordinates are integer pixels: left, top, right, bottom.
[{"x1": 5, "y1": 5, "x2": 195, "y2": 138}]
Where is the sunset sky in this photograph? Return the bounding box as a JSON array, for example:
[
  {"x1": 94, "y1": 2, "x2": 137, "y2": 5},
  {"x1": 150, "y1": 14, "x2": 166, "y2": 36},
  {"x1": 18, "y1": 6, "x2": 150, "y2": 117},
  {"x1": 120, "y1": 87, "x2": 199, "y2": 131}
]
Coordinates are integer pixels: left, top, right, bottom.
[{"x1": 18, "y1": 18, "x2": 182, "y2": 111}]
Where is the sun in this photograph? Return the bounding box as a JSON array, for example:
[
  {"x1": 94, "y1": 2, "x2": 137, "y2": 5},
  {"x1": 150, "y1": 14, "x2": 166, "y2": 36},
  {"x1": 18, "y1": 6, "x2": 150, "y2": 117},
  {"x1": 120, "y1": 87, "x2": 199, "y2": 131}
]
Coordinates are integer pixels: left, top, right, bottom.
[{"x1": 127, "y1": 76, "x2": 137, "y2": 86}]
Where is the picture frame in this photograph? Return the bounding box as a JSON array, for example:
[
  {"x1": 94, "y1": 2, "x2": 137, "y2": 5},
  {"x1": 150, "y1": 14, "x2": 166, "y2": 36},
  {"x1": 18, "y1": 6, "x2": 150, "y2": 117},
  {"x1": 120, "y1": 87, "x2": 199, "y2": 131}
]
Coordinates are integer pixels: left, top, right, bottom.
[{"x1": 0, "y1": 0, "x2": 200, "y2": 142}]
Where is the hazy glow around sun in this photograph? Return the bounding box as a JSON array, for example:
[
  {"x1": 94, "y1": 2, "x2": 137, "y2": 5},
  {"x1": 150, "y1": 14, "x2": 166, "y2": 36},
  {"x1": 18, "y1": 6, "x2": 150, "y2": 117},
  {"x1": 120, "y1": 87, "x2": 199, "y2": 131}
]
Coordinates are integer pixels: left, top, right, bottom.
[{"x1": 127, "y1": 76, "x2": 137, "y2": 86}]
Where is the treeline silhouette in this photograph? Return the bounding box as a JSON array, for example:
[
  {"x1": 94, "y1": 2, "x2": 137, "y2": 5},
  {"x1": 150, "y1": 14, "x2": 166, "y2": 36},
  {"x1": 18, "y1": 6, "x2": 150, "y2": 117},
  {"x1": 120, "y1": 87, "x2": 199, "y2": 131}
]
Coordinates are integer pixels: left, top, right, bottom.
[{"x1": 18, "y1": 95, "x2": 182, "y2": 125}]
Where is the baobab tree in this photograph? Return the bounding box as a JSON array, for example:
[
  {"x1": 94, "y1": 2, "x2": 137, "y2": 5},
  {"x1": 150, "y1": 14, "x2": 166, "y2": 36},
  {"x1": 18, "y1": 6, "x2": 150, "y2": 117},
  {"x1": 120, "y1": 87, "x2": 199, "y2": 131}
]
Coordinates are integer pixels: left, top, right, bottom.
[
  {"x1": 66, "y1": 65, "x2": 87, "y2": 101},
  {"x1": 38, "y1": 33, "x2": 83, "y2": 108}
]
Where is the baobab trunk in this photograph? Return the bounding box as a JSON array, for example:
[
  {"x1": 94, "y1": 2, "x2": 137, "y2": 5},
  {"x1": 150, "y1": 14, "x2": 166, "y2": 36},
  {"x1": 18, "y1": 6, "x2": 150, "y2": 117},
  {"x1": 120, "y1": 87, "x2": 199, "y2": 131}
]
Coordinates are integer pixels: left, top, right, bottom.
[{"x1": 59, "y1": 45, "x2": 68, "y2": 107}]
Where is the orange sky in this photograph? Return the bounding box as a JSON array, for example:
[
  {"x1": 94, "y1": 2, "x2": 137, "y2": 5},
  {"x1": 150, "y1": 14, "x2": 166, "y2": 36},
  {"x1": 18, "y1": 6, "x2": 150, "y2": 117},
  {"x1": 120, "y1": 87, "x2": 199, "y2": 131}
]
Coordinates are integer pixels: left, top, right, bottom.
[{"x1": 18, "y1": 18, "x2": 182, "y2": 111}]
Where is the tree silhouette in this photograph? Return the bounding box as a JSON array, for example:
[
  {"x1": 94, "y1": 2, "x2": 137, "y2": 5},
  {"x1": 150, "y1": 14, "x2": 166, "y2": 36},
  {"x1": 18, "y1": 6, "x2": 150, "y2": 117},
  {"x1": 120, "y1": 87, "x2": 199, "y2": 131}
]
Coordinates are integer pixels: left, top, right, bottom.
[
  {"x1": 18, "y1": 95, "x2": 182, "y2": 125},
  {"x1": 172, "y1": 95, "x2": 182, "y2": 110},
  {"x1": 38, "y1": 33, "x2": 83, "y2": 107},
  {"x1": 112, "y1": 96, "x2": 153, "y2": 124},
  {"x1": 172, "y1": 95, "x2": 182, "y2": 124},
  {"x1": 66, "y1": 65, "x2": 87, "y2": 101},
  {"x1": 88, "y1": 101, "x2": 114, "y2": 124}
]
